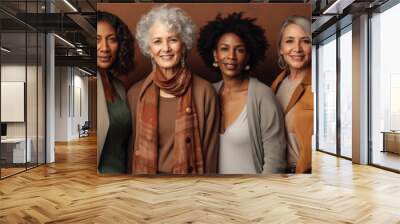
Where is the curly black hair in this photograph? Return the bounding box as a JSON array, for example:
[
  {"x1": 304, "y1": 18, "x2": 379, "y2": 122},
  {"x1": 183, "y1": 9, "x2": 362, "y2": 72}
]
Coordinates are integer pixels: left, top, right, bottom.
[
  {"x1": 197, "y1": 12, "x2": 268, "y2": 73},
  {"x1": 97, "y1": 11, "x2": 134, "y2": 75}
]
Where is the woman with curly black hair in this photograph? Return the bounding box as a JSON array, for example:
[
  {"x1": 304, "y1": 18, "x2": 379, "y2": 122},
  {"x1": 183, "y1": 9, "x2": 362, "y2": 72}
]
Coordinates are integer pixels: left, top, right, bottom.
[
  {"x1": 198, "y1": 12, "x2": 286, "y2": 174},
  {"x1": 97, "y1": 11, "x2": 134, "y2": 173}
]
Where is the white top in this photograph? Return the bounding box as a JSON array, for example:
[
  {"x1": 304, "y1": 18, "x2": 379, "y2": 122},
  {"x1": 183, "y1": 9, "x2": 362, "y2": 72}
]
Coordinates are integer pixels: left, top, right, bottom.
[
  {"x1": 219, "y1": 105, "x2": 257, "y2": 174},
  {"x1": 275, "y1": 76, "x2": 302, "y2": 170},
  {"x1": 275, "y1": 76, "x2": 301, "y2": 112}
]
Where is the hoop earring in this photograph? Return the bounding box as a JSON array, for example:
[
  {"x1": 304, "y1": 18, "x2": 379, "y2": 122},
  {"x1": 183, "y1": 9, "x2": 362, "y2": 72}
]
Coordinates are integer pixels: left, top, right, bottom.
[
  {"x1": 278, "y1": 55, "x2": 287, "y2": 70},
  {"x1": 245, "y1": 65, "x2": 250, "y2": 70},
  {"x1": 213, "y1": 61, "x2": 218, "y2": 68}
]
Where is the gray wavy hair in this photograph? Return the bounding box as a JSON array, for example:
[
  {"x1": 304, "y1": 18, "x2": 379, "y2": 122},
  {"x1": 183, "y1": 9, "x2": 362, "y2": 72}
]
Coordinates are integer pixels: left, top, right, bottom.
[
  {"x1": 135, "y1": 4, "x2": 196, "y2": 58},
  {"x1": 277, "y1": 15, "x2": 311, "y2": 70}
]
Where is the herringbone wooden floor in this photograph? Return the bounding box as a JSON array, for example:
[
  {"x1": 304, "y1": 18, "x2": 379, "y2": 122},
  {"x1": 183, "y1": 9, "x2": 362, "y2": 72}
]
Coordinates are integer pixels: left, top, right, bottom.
[{"x1": 0, "y1": 135, "x2": 399, "y2": 224}]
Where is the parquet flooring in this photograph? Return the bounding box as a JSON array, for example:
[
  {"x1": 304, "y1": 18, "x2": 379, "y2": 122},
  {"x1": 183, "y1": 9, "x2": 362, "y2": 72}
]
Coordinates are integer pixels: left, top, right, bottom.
[{"x1": 0, "y1": 135, "x2": 400, "y2": 223}]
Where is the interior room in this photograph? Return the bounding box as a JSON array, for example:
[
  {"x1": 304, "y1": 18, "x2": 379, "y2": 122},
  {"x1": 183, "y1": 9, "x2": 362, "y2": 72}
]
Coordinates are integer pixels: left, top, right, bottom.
[{"x1": 0, "y1": 0, "x2": 399, "y2": 223}]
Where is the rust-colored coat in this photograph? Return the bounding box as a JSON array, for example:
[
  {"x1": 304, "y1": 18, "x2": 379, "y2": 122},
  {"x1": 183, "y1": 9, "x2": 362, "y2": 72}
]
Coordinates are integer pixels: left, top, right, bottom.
[{"x1": 271, "y1": 69, "x2": 313, "y2": 173}]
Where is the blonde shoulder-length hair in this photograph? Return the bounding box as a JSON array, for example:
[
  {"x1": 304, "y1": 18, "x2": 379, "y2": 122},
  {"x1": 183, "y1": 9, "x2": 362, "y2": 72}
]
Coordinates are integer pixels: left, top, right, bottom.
[{"x1": 277, "y1": 15, "x2": 311, "y2": 70}]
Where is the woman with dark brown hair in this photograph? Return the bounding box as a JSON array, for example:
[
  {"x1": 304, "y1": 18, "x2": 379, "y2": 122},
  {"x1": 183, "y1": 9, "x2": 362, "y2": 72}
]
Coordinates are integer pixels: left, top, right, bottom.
[
  {"x1": 271, "y1": 16, "x2": 313, "y2": 173},
  {"x1": 97, "y1": 11, "x2": 134, "y2": 173}
]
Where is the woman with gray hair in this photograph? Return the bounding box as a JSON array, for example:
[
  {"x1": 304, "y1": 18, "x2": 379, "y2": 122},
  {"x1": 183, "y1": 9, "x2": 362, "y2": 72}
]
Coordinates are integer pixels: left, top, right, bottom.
[
  {"x1": 127, "y1": 5, "x2": 220, "y2": 175},
  {"x1": 271, "y1": 15, "x2": 313, "y2": 173}
]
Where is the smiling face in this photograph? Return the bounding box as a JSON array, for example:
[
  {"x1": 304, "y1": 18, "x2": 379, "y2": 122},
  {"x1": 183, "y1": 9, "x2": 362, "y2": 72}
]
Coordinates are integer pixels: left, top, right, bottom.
[
  {"x1": 280, "y1": 23, "x2": 311, "y2": 70},
  {"x1": 213, "y1": 33, "x2": 248, "y2": 79},
  {"x1": 97, "y1": 21, "x2": 119, "y2": 70},
  {"x1": 148, "y1": 21, "x2": 184, "y2": 72}
]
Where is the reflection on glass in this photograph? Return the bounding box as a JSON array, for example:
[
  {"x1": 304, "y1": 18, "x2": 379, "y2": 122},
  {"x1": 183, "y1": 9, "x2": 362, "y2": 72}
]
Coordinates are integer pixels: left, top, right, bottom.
[
  {"x1": 0, "y1": 1, "x2": 47, "y2": 179},
  {"x1": 340, "y1": 28, "x2": 352, "y2": 158},
  {"x1": 318, "y1": 36, "x2": 337, "y2": 154},
  {"x1": 1, "y1": 32, "x2": 27, "y2": 177}
]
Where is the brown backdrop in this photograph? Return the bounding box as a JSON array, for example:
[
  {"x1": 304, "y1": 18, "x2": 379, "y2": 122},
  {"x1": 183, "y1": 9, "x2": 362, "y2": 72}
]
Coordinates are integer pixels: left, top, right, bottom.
[{"x1": 97, "y1": 3, "x2": 311, "y2": 88}]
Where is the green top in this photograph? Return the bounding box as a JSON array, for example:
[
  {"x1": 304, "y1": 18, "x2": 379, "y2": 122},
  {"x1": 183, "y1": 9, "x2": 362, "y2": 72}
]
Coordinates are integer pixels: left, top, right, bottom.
[{"x1": 98, "y1": 77, "x2": 131, "y2": 174}]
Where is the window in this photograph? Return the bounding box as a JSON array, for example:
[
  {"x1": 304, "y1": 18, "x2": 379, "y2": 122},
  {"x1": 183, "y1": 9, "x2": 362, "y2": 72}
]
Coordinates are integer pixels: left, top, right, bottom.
[
  {"x1": 339, "y1": 26, "x2": 352, "y2": 158},
  {"x1": 317, "y1": 35, "x2": 337, "y2": 154},
  {"x1": 370, "y1": 2, "x2": 400, "y2": 171}
]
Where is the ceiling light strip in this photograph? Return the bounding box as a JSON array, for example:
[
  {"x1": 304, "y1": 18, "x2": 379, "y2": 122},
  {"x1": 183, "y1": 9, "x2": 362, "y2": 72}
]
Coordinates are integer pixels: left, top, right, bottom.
[
  {"x1": 54, "y1": 34, "x2": 75, "y2": 48},
  {"x1": 63, "y1": 0, "x2": 78, "y2": 12}
]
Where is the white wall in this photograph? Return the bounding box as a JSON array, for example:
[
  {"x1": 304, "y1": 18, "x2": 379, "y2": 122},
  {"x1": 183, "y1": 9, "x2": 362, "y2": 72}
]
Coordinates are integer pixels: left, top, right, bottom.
[
  {"x1": 1, "y1": 65, "x2": 37, "y2": 137},
  {"x1": 1, "y1": 63, "x2": 45, "y2": 164},
  {"x1": 54, "y1": 67, "x2": 89, "y2": 141},
  {"x1": 55, "y1": 66, "x2": 69, "y2": 141}
]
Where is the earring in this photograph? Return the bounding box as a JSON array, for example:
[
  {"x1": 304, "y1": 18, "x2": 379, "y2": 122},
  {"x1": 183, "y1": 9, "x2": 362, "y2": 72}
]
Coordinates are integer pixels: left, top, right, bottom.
[
  {"x1": 245, "y1": 65, "x2": 250, "y2": 70},
  {"x1": 213, "y1": 61, "x2": 218, "y2": 68}
]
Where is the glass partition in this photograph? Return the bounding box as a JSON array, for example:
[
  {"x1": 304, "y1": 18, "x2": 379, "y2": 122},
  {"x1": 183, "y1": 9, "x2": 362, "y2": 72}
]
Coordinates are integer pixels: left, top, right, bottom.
[
  {"x1": 1, "y1": 31, "x2": 28, "y2": 177},
  {"x1": 0, "y1": 1, "x2": 46, "y2": 179},
  {"x1": 317, "y1": 35, "x2": 337, "y2": 155}
]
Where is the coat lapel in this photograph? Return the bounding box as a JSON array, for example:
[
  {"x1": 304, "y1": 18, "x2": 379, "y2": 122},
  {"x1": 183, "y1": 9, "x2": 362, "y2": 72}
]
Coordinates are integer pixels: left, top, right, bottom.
[
  {"x1": 272, "y1": 69, "x2": 311, "y2": 115},
  {"x1": 285, "y1": 84, "x2": 305, "y2": 114},
  {"x1": 284, "y1": 70, "x2": 311, "y2": 114},
  {"x1": 271, "y1": 71, "x2": 287, "y2": 93}
]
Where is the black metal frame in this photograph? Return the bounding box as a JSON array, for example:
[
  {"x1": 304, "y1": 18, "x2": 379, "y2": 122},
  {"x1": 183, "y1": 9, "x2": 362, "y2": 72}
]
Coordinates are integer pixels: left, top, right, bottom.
[
  {"x1": 0, "y1": 0, "x2": 47, "y2": 180},
  {"x1": 315, "y1": 21, "x2": 353, "y2": 162}
]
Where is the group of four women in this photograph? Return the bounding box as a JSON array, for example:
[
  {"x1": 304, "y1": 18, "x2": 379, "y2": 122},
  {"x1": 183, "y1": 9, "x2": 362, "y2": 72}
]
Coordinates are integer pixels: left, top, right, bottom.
[{"x1": 97, "y1": 5, "x2": 313, "y2": 175}]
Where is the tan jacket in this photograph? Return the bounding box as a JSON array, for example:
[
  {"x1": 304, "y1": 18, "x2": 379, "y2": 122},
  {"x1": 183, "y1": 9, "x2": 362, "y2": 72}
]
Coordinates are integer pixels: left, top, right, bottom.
[
  {"x1": 127, "y1": 74, "x2": 220, "y2": 174},
  {"x1": 271, "y1": 69, "x2": 313, "y2": 173}
]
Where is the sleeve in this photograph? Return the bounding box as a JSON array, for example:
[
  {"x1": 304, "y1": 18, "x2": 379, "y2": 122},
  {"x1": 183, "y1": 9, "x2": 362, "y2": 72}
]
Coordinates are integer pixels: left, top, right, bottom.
[
  {"x1": 259, "y1": 90, "x2": 287, "y2": 174},
  {"x1": 126, "y1": 84, "x2": 140, "y2": 174},
  {"x1": 202, "y1": 86, "x2": 220, "y2": 174}
]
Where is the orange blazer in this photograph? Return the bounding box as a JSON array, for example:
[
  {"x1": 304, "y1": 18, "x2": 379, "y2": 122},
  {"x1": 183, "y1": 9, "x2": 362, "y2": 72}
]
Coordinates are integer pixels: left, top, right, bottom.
[{"x1": 271, "y1": 69, "x2": 313, "y2": 173}]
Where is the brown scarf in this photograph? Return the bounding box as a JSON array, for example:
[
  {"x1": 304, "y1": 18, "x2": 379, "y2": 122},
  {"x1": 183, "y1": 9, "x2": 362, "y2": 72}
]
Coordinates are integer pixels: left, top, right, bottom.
[{"x1": 133, "y1": 67, "x2": 204, "y2": 174}]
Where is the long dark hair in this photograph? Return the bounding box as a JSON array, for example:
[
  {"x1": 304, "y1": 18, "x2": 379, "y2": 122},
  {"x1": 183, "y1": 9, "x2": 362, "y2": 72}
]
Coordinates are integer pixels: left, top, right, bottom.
[{"x1": 97, "y1": 11, "x2": 134, "y2": 75}]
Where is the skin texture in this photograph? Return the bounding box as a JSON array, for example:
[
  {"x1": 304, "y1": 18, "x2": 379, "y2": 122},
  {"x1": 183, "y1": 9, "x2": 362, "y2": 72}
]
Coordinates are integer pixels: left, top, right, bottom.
[
  {"x1": 97, "y1": 21, "x2": 119, "y2": 71},
  {"x1": 213, "y1": 33, "x2": 248, "y2": 79},
  {"x1": 214, "y1": 33, "x2": 249, "y2": 133},
  {"x1": 279, "y1": 23, "x2": 311, "y2": 79},
  {"x1": 97, "y1": 21, "x2": 120, "y2": 101},
  {"x1": 148, "y1": 21, "x2": 184, "y2": 79}
]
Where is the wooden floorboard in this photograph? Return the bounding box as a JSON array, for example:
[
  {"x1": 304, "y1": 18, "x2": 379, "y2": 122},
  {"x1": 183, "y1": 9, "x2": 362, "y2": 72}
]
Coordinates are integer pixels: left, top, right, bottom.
[{"x1": 0, "y1": 135, "x2": 399, "y2": 223}]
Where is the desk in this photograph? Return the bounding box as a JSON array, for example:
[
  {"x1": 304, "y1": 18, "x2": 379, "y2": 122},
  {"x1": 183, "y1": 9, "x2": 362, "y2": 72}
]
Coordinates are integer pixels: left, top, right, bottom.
[
  {"x1": 381, "y1": 131, "x2": 400, "y2": 154},
  {"x1": 1, "y1": 138, "x2": 31, "y2": 163}
]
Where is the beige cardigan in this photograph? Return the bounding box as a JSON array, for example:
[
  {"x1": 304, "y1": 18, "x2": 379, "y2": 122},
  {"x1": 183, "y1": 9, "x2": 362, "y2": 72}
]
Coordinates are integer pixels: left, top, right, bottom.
[{"x1": 214, "y1": 78, "x2": 287, "y2": 174}]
